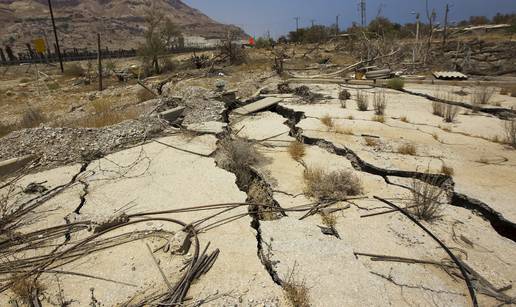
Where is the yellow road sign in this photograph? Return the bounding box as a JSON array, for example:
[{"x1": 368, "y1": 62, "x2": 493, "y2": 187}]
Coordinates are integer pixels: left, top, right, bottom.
[{"x1": 33, "y1": 38, "x2": 46, "y2": 53}]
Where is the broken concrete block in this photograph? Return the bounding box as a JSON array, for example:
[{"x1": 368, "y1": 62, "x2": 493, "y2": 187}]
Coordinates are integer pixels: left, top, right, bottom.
[
  {"x1": 232, "y1": 97, "x2": 282, "y2": 115},
  {"x1": 186, "y1": 121, "x2": 227, "y2": 134},
  {"x1": 160, "y1": 106, "x2": 185, "y2": 123}
]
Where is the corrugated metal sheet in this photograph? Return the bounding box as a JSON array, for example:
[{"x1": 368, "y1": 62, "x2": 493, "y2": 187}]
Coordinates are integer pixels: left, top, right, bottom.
[{"x1": 433, "y1": 71, "x2": 468, "y2": 80}]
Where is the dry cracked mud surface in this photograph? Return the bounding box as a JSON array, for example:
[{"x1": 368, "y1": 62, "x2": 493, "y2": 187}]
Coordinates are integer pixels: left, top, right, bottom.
[{"x1": 1, "y1": 81, "x2": 515, "y2": 306}]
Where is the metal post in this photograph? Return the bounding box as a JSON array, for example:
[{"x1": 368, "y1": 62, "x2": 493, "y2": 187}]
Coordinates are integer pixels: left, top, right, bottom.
[
  {"x1": 47, "y1": 0, "x2": 64, "y2": 72},
  {"x1": 97, "y1": 33, "x2": 103, "y2": 91}
]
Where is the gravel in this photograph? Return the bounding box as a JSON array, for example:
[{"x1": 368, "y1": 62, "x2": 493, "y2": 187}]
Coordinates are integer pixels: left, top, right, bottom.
[{"x1": 0, "y1": 117, "x2": 164, "y2": 168}]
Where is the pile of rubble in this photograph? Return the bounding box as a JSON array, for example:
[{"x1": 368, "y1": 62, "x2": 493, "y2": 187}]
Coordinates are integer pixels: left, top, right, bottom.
[
  {"x1": 0, "y1": 117, "x2": 164, "y2": 168},
  {"x1": 168, "y1": 86, "x2": 227, "y2": 125}
]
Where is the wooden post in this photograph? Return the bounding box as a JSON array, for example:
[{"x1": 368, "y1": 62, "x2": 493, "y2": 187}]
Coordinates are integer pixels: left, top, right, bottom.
[
  {"x1": 48, "y1": 0, "x2": 64, "y2": 72},
  {"x1": 97, "y1": 33, "x2": 103, "y2": 91}
]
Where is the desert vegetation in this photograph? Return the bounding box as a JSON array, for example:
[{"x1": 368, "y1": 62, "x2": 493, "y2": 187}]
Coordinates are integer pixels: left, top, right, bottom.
[
  {"x1": 410, "y1": 174, "x2": 446, "y2": 221},
  {"x1": 303, "y1": 167, "x2": 362, "y2": 201},
  {"x1": 356, "y1": 90, "x2": 369, "y2": 111}
]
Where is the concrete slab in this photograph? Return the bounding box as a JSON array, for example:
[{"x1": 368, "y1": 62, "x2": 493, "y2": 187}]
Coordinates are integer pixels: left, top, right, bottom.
[
  {"x1": 233, "y1": 97, "x2": 282, "y2": 115},
  {"x1": 186, "y1": 121, "x2": 227, "y2": 134},
  {"x1": 160, "y1": 106, "x2": 185, "y2": 122}
]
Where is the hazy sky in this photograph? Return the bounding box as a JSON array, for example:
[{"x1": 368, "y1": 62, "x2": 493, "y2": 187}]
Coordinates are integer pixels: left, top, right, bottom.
[{"x1": 183, "y1": 0, "x2": 516, "y2": 37}]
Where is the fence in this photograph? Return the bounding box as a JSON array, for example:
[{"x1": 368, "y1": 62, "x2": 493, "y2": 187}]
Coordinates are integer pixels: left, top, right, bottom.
[{"x1": 0, "y1": 45, "x2": 216, "y2": 67}]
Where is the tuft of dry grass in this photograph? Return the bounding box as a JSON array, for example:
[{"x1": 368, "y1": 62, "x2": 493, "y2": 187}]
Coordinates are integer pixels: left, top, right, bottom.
[
  {"x1": 283, "y1": 266, "x2": 310, "y2": 307},
  {"x1": 441, "y1": 164, "x2": 454, "y2": 176},
  {"x1": 20, "y1": 107, "x2": 46, "y2": 128},
  {"x1": 304, "y1": 167, "x2": 362, "y2": 201},
  {"x1": 432, "y1": 101, "x2": 445, "y2": 117},
  {"x1": 320, "y1": 114, "x2": 334, "y2": 129},
  {"x1": 335, "y1": 125, "x2": 353, "y2": 135},
  {"x1": 10, "y1": 275, "x2": 45, "y2": 302},
  {"x1": 372, "y1": 115, "x2": 385, "y2": 123},
  {"x1": 288, "y1": 141, "x2": 306, "y2": 162},
  {"x1": 410, "y1": 173, "x2": 446, "y2": 222},
  {"x1": 347, "y1": 115, "x2": 354, "y2": 120},
  {"x1": 64, "y1": 63, "x2": 85, "y2": 77},
  {"x1": 373, "y1": 90, "x2": 387, "y2": 115},
  {"x1": 397, "y1": 143, "x2": 417, "y2": 156},
  {"x1": 137, "y1": 87, "x2": 156, "y2": 103},
  {"x1": 472, "y1": 86, "x2": 496, "y2": 106},
  {"x1": 443, "y1": 104, "x2": 459, "y2": 123},
  {"x1": 364, "y1": 137, "x2": 379, "y2": 147},
  {"x1": 400, "y1": 116, "x2": 409, "y2": 123},
  {"x1": 356, "y1": 90, "x2": 369, "y2": 111},
  {"x1": 320, "y1": 211, "x2": 337, "y2": 228},
  {"x1": 217, "y1": 137, "x2": 265, "y2": 188},
  {"x1": 504, "y1": 119, "x2": 516, "y2": 149},
  {"x1": 76, "y1": 100, "x2": 138, "y2": 128},
  {"x1": 0, "y1": 123, "x2": 15, "y2": 138},
  {"x1": 339, "y1": 89, "x2": 351, "y2": 101}
]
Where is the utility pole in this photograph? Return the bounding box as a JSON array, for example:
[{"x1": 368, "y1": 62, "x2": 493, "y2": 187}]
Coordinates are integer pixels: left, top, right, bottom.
[
  {"x1": 294, "y1": 17, "x2": 300, "y2": 31},
  {"x1": 442, "y1": 4, "x2": 450, "y2": 48},
  {"x1": 310, "y1": 19, "x2": 315, "y2": 28},
  {"x1": 360, "y1": 0, "x2": 367, "y2": 27},
  {"x1": 47, "y1": 0, "x2": 63, "y2": 73},
  {"x1": 97, "y1": 33, "x2": 103, "y2": 91},
  {"x1": 336, "y1": 15, "x2": 340, "y2": 35}
]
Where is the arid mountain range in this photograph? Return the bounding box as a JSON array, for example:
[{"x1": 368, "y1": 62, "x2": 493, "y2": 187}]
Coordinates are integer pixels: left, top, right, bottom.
[{"x1": 0, "y1": 0, "x2": 247, "y2": 51}]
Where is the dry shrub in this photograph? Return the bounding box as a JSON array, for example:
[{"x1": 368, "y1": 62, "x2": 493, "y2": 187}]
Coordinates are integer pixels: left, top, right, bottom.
[
  {"x1": 217, "y1": 137, "x2": 264, "y2": 188},
  {"x1": 347, "y1": 115, "x2": 354, "y2": 120},
  {"x1": 372, "y1": 115, "x2": 385, "y2": 123},
  {"x1": 441, "y1": 164, "x2": 454, "y2": 176},
  {"x1": 400, "y1": 116, "x2": 409, "y2": 123},
  {"x1": 137, "y1": 87, "x2": 156, "y2": 103},
  {"x1": 64, "y1": 63, "x2": 85, "y2": 77},
  {"x1": 364, "y1": 137, "x2": 379, "y2": 147},
  {"x1": 0, "y1": 123, "x2": 15, "y2": 138},
  {"x1": 386, "y1": 78, "x2": 404, "y2": 90},
  {"x1": 356, "y1": 90, "x2": 369, "y2": 111},
  {"x1": 443, "y1": 104, "x2": 459, "y2": 123},
  {"x1": 20, "y1": 107, "x2": 46, "y2": 128},
  {"x1": 338, "y1": 89, "x2": 351, "y2": 108},
  {"x1": 373, "y1": 90, "x2": 387, "y2": 115},
  {"x1": 288, "y1": 141, "x2": 306, "y2": 162},
  {"x1": 77, "y1": 100, "x2": 137, "y2": 128},
  {"x1": 335, "y1": 125, "x2": 353, "y2": 135},
  {"x1": 500, "y1": 86, "x2": 516, "y2": 96},
  {"x1": 320, "y1": 115, "x2": 334, "y2": 129},
  {"x1": 320, "y1": 211, "x2": 337, "y2": 228},
  {"x1": 397, "y1": 143, "x2": 417, "y2": 155},
  {"x1": 504, "y1": 119, "x2": 516, "y2": 148},
  {"x1": 432, "y1": 101, "x2": 445, "y2": 117},
  {"x1": 304, "y1": 167, "x2": 362, "y2": 201},
  {"x1": 10, "y1": 275, "x2": 45, "y2": 302},
  {"x1": 283, "y1": 266, "x2": 310, "y2": 307},
  {"x1": 410, "y1": 173, "x2": 446, "y2": 221},
  {"x1": 472, "y1": 86, "x2": 496, "y2": 105}
]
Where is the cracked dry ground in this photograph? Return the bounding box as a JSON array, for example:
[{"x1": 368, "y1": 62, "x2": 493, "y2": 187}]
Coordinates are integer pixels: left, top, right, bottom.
[{"x1": 1, "y1": 82, "x2": 515, "y2": 306}]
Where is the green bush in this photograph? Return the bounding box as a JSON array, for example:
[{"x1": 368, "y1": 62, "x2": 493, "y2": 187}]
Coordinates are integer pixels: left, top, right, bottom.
[{"x1": 386, "y1": 78, "x2": 405, "y2": 90}]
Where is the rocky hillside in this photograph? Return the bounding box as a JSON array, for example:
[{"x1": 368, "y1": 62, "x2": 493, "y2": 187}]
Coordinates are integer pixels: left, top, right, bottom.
[{"x1": 0, "y1": 0, "x2": 247, "y2": 51}]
